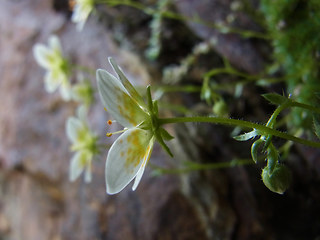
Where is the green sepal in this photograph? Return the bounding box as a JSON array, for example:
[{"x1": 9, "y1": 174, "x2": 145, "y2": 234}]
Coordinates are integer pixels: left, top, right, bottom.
[
  {"x1": 261, "y1": 164, "x2": 292, "y2": 194},
  {"x1": 155, "y1": 131, "x2": 173, "y2": 157},
  {"x1": 262, "y1": 93, "x2": 289, "y2": 106},
  {"x1": 251, "y1": 139, "x2": 264, "y2": 163},
  {"x1": 146, "y1": 85, "x2": 153, "y2": 113},
  {"x1": 160, "y1": 127, "x2": 174, "y2": 141},
  {"x1": 266, "y1": 143, "x2": 278, "y2": 173},
  {"x1": 233, "y1": 129, "x2": 258, "y2": 141},
  {"x1": 153, "y1": 100, "x2": 159, "y2": 116}
]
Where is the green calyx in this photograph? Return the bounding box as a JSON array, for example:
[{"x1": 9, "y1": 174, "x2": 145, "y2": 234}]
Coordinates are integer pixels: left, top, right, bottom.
[{"x1": 145, "y1": 86, "x2": 174, "y2": 157}]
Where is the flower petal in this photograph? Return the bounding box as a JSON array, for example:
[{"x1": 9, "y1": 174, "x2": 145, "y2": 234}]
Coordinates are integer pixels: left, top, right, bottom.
[
  {"x1": 66, "y1": 117, "x2": 84, "y2": 143},
  {"x1": 84, "y1": 155, "x2": 92, "y2": 183},
  {"x1": 97, "y1": 69, "x2": 147, "y2": 127},
  {"x1": 48, "y1": 35, "x2": 62, "y2": 54},
  {"x1": 105, "y1": 128, "x2": 153, "y2": 194},
  {"x1": 44, "y1": 72, "x2": 60, "y2": 93},
  {"x1": 132, "y1": 137, "x2": 154, "y2": 191},
  {"x1": 59, "y1": 82, "x2": 72, "y2": 101},
  {"x1": 108, "y1": 57, "x2": 146, "y2": 109},
  {"x1": 33, "y1": 44, "x2": 52, "y2": 69},
  {"x1": 69, "y1": 151, "x2": 85, "y2": 181}
]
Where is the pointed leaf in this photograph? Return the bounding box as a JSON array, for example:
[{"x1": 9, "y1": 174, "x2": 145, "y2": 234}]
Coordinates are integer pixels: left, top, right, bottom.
[
  {"x1": 155, "y1": 131, "x2": 173, "y2": 157},
  {"x1": 160, "y1": 128, "x2": 174, "y2": 141},
  {"x1": 262, "y1": 93, "x2": 289, "y2": 105},
  {"x1": 251, "y1": 139, "x2": 264, "y2": 163},
  {"x1": 233, "y1": 129, "x2": 258, "y2": 141}
]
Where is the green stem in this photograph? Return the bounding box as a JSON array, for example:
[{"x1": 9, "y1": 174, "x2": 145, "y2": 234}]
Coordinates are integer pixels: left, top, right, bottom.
[
  {"x1": 204, "y1": 67, "x2": 285, "y2": 90},
  {"x1": 96, "y1": 0, "x2": 270, "y2": 39},
  {"x1": 266, "y1": 102, "x2": 290, "y2": 128},
  {"x1": 158, "y1": 116, "x2": 320, "y2": 148},
  {"x1": 153, "y1": 85, "x2": 202, "y2": 93},
  {"x1": 151, "y1": 158, "x2": 253, "y2": 174},
  {"x1": 290, "y1": 101, "x2": 320, "y2": 114}
]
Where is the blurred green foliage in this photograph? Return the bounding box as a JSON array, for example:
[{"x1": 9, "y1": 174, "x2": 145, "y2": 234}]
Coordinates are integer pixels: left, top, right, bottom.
[{"x1": 260, "y1": 0, "x2": 320, "y2": 130}]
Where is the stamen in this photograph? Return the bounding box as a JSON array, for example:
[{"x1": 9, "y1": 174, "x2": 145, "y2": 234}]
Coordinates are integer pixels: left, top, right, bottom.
[
  {"x1": 106, "y1": 128, "x2": 127, "y2": 137},
  {"x1": 104, "y1": 107, "x2": 107, "y2": 112},
  {"x1": 107, "y1": 120, "x2": 116, "y2": 125}
]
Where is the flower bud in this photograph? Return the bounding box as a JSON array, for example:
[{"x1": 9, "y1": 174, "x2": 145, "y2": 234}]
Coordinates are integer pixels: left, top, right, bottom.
[
  {"x1": 261, "y1": 164, "x2": 292, "y2": 194},
  {"x1": 213, "y1": 100, "x2": 229, "y2": 117}
]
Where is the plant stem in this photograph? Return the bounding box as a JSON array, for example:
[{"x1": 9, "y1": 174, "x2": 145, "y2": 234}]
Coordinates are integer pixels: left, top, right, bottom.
[
  {"x1": 158, "y1": 116, "x2": 320, "y2": 148},
  {"x1": 96, "y1": 0, "x2": 270, "y2": 39},
  {"x1": 150, "y1": 159, "x2": 253, "y2": 174}
]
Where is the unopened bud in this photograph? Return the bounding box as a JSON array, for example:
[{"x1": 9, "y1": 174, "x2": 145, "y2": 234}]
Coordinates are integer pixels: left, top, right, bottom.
[{"x1": 261, "y1": 165, "x2": 292, "y2": 194}]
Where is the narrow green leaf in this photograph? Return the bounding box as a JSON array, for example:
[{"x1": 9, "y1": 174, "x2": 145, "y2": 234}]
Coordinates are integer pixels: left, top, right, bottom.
[
  {"x1": 262, "y1": 93, "x2": 289, "y2": 105},
  {"x1": 160, "y1": 128, "x2": 174, "y2": 141},
  {"x1": 155, "y1": 132, "x2": 173, "y2": 157},
  {"x1": 251, "y1": 139, "x2": 264, "y2": 163},
  {"x1": 233, "y1": 129, "x2": 258, "y2": 141}
]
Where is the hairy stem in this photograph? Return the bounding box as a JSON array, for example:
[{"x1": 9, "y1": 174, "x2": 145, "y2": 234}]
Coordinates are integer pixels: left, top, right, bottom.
[{"x1": 158, "y1": 116, "x2": 320, "y2": 148}]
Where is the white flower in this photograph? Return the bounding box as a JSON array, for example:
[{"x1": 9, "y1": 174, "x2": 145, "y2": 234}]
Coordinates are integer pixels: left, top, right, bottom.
[
  {"x1": 33, "y1": 35, "x2": 71, "y2": 100},
  {"x1": 97, "y1": 58, "x2": 156, "y2": 194},
  {"x1": 71, "y1": 0, "x2": 94, "y2": 31},
  {"x1": 66, "y1": 107, "x2": 99, "y2": 182}
]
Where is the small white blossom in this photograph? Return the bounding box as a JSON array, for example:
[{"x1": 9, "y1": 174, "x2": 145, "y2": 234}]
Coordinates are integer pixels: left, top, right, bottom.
[
  {"x1": 33, "y1": 35, "x2": 71, "y2": 100},
  {"x1": 71, "y1": 0, "x2": 94, "y2": 31},
  {"x1": 66, "y1": 107, "x2": 99, "y2": 182}
]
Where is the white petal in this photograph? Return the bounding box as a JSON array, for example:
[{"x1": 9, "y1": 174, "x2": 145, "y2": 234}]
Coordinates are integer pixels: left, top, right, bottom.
[
  {"x1": 48, "y1": 35, "x2": 62, "y2": 54},
  {"x1": 33, "y1": 44, "x2": 52, "y2": 69},
  {"x1": 105, "y1": 128, "x2": 153, "y2": 194},
  {"x1": 76, "y1": 105, "x2": 88, "y2": 122},
  {"x1": 96, "y1": 69, "x2": 147, "y2": 128},
  {"x1": 72, "y1": 4, "x2": 90, "y2": 31},
  {"x1": 84, "y1": 156, "x2": 92, "y2": 183},
  {"x1": 132, "y1": 138, "x2": 154, "y2": 191},
  {"x1": 66, "y1": 117, "x2": 84, "y2": 143},
  {"x1": 59, "y1": 82, "x2": 72, "y2": 101},
  {"x1": 44, "y1": 72, "x2": 60, "y2": 93},
  {"x1": 108, "y1": 57, "x2": 146, "y2": 108},
  {"x1": 69, "y1": 151, "x2": 85, "y2": 181}
]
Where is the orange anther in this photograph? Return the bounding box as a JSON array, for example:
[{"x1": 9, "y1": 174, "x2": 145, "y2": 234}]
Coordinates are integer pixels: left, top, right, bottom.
[
  {"x1": 69, "y1": 0, "x2": 75, "y2": 10},
  {"x1": 106, "y1": 133, "x2": 113, "y2": 137},
  {"x1": 107, "y1": 120, "x2": 113, "y2": 125}
]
